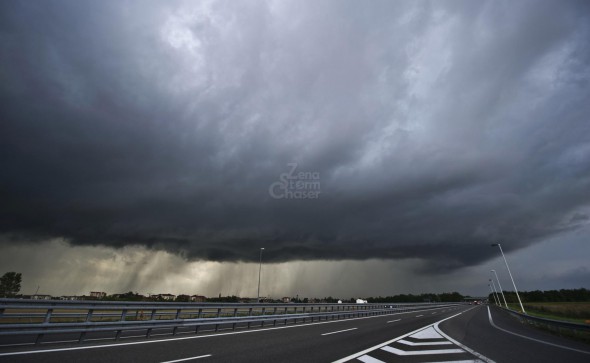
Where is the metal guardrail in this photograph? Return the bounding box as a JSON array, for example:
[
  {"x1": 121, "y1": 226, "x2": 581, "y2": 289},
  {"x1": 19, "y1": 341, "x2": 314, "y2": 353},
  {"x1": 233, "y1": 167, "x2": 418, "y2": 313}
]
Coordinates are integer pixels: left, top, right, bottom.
[
  {"x1": 0, "y1": 299, "x2": 464, "y2": 345},
  {"x1": 498, "y1": 306, "x2": 590, "y2": 332}
]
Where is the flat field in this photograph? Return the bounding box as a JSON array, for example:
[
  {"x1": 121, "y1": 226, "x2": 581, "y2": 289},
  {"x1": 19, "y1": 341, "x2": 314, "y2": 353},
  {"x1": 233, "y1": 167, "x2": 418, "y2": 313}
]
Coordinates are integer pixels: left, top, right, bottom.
[{"x1": 512, "y1": 302, "x2": 590, "y2": 323}]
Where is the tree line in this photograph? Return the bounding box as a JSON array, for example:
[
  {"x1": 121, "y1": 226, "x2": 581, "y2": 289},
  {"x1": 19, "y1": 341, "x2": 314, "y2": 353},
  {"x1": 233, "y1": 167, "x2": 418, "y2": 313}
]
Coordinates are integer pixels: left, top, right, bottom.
[
  {"x1": 488, "y1": 288, "x2": 590, "y2": 303},
  {"x1": 366, "y1": 292, "x2": 465, "y2": 303}
]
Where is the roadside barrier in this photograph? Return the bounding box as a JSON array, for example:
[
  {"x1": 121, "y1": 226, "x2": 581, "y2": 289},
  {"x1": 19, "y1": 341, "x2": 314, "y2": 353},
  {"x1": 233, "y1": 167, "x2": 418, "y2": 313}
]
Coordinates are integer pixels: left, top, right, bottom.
[{"x1": 0, "y1": 299, "x2": 464, "y2": 345}]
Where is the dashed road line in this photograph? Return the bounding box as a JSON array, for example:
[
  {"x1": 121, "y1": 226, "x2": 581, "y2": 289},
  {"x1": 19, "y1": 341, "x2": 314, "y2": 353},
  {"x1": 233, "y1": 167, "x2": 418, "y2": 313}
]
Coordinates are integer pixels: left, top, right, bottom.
[
  {"x1": 386, "y1": 319, "x2": 401, "y2": 323},
  {"x1": 322, "y1": 327, "x2": 358, "y2": 336},
  {"x1": 160, "y1": 354, "x2": 212, "y2": 363}
]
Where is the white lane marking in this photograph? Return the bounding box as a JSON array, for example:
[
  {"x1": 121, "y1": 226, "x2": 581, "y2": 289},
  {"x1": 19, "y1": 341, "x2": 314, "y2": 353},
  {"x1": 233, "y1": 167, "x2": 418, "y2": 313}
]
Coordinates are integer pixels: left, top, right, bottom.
[
  {"x1": 381, "y1": 345, "x2": 464, "y2": 355},
  {"x1": 410, "y1": 326, "x2": 442, "y2": 339},
  {"x1": 332, "y1": 307, "x2": 475, "y2": 363},
  {"x1": 321, "y1": 327, "x2": 358, "y2": 336},
  {"x1": 386, "y1": 319, "x2": 401, "y2": 323},
  {"x1": 434, "y1": 322, "x2": 495, "y2": 363},
  {"x1": 398, "y1": 339, "x2": 452, "y2": 346},
  {"x1": 160, "y1": 354, "x2": 212, "y2": 363},
  {"x1": 415, "y1": 315, "x2": 424, "y2": 317},
  {"x1": 487, "y1": 307, "x2": 590, "y2": 355},
  {"x1": 0, "y1": 305, "x2": 461, "y2": 357},
  {"x1": 357, "y1": 355, "x2": 385, "y2": 363},
  {"x1": 423, "y1": 361, "x2": 484, "y2": 363}
]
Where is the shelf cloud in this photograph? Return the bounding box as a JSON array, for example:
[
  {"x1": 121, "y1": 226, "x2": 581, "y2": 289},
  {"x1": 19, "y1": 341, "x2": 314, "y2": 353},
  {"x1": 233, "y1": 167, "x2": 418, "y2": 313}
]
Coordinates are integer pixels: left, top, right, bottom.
[{"x1": 1, "y1": 0, "x2": 589, "y2": 274}]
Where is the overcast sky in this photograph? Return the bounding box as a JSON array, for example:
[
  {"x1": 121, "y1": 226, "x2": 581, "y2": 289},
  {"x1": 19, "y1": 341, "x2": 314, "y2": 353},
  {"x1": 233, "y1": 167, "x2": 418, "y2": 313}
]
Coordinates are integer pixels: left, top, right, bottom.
[{"x1": 1, "y1": 0, "x2": 589, "y2": 298}]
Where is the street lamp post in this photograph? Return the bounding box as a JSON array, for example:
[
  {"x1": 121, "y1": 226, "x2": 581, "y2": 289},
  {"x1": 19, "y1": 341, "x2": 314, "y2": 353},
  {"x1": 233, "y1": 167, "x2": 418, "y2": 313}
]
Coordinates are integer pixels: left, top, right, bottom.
[
  {"x1": 491, "y1": 244, "x2": 526, "y2": 314},
  {"x1": 488, "y1": 283, "x2": 498, "y2": 306},
  {"x1": 489, "y1": 278, "x2": 501, "y2": 307},
  {"x1": 491, "y1": 270, "x2": 508, "y2": 309},
  {"x1": 257, "y1": 248, "x2": 265, "y2": 303}
]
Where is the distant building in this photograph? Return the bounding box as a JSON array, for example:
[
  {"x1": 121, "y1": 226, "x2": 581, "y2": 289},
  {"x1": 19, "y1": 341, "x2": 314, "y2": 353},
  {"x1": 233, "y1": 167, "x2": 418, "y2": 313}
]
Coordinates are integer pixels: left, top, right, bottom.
[
  {"x1": 31, "y1": 294, "x2": 52, "y2": 300},
  {"x1": 158, "y1": 293, "x2": 176, "y2": 301},
  {"x1": 190, "y1": 295, "x2": 206, "y2": 302},
  {"x1": 90, "y1": 291, "x2": 106, "y2": 298},
  {"x1": 60, "y1": 296, "x2": 79, "y2": 301},
  {"x1": 282, "y1": 297, "x2": 291, "y2": 303}
]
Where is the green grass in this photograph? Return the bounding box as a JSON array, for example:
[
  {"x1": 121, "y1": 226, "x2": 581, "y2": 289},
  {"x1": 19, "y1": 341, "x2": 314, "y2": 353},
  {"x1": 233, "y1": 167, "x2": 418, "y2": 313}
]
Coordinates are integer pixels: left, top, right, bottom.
[
  {"x1": 505, "y1": 302, "x2": 590, "y2": 324},
  {"x1": 502, "y1": 302, "x2": 590, "y2": 344}
]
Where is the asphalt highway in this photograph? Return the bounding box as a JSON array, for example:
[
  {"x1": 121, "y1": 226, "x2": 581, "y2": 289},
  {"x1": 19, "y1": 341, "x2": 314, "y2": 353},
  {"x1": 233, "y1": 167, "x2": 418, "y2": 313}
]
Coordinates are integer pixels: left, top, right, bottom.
[
  {"x1": 0, "y1": 304, "x2": 588, "y2": 362},
  {"x1": 439, "y1": 305, "x2": 590, "y2": 363}
]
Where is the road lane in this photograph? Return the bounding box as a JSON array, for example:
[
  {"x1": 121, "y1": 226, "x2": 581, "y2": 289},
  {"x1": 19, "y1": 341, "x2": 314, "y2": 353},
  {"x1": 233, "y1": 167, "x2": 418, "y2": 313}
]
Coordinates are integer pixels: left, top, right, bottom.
[
  {"x1": 439, "y1": 305, "x2": 590, "y2": 363},
  {"x1": 0, "y1": 306, "x2": 467, "y2": 363}
]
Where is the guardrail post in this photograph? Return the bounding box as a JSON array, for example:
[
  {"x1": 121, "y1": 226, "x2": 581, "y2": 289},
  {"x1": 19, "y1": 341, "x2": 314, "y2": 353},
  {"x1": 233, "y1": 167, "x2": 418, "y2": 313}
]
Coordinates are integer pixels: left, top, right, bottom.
[
  {"x1": 120, "y1": 309, "x2": 128, "y2": 322},
  {"x1": 86, "y1": 309, "x2": 94, "y2": 322},
  {"x1": 175, "y1": 309, "x2": 181, "y2": 320},
  {"x1": 44, "y1": 308, "x2": 53, "y2": 323},
  {"x1": 150, "y1": 309, "x2": 157, "y2": 320}
]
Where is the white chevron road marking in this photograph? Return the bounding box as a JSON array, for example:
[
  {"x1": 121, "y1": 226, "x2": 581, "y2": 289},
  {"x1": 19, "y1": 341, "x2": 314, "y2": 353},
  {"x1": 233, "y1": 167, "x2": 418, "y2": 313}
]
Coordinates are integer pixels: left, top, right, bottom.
[{"x1": 381, "y1": 345, "x2": 464, "y2": 356}]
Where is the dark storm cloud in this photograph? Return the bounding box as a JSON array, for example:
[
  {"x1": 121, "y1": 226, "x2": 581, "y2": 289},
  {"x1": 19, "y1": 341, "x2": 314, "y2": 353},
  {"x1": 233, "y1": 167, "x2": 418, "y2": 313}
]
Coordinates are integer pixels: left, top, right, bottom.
[{"x1": 1, "y1": 0, "x2": 589, "y2": 270}]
